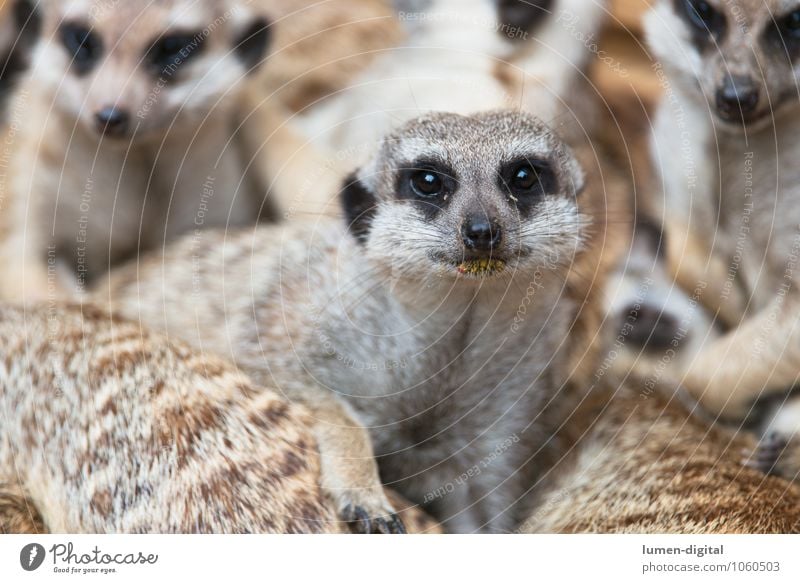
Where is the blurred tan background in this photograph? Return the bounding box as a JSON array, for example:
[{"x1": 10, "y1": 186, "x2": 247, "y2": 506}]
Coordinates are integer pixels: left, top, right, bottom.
[{"x1": 599, "y1": 0, "x2": 660, "y2": 106}]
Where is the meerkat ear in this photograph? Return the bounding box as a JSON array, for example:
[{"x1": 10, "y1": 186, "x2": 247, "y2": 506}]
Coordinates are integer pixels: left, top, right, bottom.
[
  {"x1": 233, "y1": 16, "x2": 272, "y2": 73},
  {"x1": 340, "y1": 172, "x2": 377, "y2": 244}
]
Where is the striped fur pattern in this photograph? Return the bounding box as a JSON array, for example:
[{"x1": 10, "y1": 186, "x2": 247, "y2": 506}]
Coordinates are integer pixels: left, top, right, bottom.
[
  {"x1": 0, "y1": 303, "x2": 338, "y2": 533},
  {"x1": 523, "y1": 376, "x2": 800, "y2": 533}
]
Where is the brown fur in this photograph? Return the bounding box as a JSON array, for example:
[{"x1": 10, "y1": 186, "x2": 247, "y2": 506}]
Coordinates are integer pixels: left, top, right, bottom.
[
  {"x1": 263, "y1": 0, "x2": 401, "y2": 113},
  {"x1": 0, "y1": 483, "x2": 45, "y2": 534},
  {"x1": 523, "y1": 376, "x2": 800, "y2": 533}
]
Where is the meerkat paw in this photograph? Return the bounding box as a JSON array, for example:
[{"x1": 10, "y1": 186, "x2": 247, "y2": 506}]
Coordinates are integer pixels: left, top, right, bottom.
[
  {"x1": 322, "y1": 472, "x2": 405, "y2": 533},
  {"x1": 313, "y1": 414, "x2": 407, "y2": 533},
  {"x1": 743, "y1": 399, "x2": 800, "y2": 481},
  {"x1": 341, "y1": 501, "x2": 406, "y2": 534},
  {"x1": 743, "y1": 433, "x2": 788, "y2": 475}
]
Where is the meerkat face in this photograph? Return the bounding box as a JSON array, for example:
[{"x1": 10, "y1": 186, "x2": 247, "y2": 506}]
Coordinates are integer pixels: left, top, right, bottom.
[
  {"x1": 31, "y1": 0, "x2": 271, "y2": 139},
  {"x1": 646, "y1": 0, "x2": 800, "y2": 130},
  {"x1": 341, "y1": 111, "x2": 586, "y2": 285}
]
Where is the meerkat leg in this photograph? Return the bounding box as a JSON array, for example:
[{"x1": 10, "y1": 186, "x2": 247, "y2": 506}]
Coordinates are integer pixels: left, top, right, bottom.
[
  {"x1": 0, "y1": 482, "x2": 46, "y2": 534},
  {"x1": 271, "y1": 379, "x2": 405, "y2": 534},
  {"x1": 681, "y1": 295, "x2": 800, "y2": 420}
]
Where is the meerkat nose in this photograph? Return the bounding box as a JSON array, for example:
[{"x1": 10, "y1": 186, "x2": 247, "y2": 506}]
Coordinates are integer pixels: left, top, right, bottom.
[
  {"x1": 95, "y1": 106, "x2": 131, "y2": 137},
  {"x1": 716, "y1": 75, "x2": 759, "y2": 121},
  {"x1": 461, "y1": 216, "x2": 502, "y2": 252}
]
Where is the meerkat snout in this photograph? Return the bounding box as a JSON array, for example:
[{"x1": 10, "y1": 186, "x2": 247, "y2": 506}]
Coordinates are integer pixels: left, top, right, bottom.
[
  {"x1": 645, "y1": 0, "x2": 800, "y2": 130},
  {"x1": 715, "y1": 74, "x2": 760, "y2": 122},
  {"x1": 94, "y1": 105, "x2": 130, "y2": 137},
  {"x1": 461, "y1": 215, "x2": 502, "y2": 253}
]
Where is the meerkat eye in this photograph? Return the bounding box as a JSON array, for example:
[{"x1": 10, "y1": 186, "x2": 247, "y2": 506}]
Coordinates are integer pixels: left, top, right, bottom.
[
  {"x1": 502, "y1": 159, "x2": 553, "y2": 198},
  {"x1": 778, "y1": 10, "x2": 800, "y2": 37},
  {"x1": 676, "y1": 0, "x2": 725, "y2": 40},
  {"x1": 147, "y1": 32, "x2": 204, "y2": 75},
  {"x1": 765, "y1": 8, "x2": 800, "y2": 58},
  {"x1": 410, "y1": 169, "x2": 445, "y2": 198},
  {"x1": 511, "y1": 164, "x2": 539, "y2": 191},
  {"x1": 59, "y1": 23, "x2": 102, "y2": 74}
]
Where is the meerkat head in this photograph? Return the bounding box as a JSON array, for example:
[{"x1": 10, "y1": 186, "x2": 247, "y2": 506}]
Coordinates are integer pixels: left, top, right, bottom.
[
  {"x1": 341, "y1": 111, "x2": 586, "y2": 285},
  {"x1": 646, "y1": 0, "x2": 800, "y2": 130},
  {"x1": 31, "y1": 0, "x2": 272, "y2": 140}
]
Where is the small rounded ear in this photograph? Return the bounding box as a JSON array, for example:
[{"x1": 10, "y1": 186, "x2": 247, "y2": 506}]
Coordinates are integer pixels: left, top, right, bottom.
[
  {"x1": 340, "y1": 172, "x2": 377, "y2": 245},
  {"x1": 233, "y1": 16, "x2": 272, "y2": 73}
]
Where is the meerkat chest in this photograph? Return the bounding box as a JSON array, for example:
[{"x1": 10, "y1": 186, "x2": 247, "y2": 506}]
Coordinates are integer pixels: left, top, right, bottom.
[
  {"x1": 718, "y1": 126, "x2": 800, "y2": 309},
  {"x1": 35, "y1": 129, "x2": 149, "y2": 272},
  {"x1": 322, "y1": 295, "x2": 563, "y2": 458}
]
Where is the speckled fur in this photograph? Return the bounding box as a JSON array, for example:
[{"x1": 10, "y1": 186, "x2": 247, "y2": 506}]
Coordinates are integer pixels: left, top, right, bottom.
[
  {"x1": 522, "y1": 374, "x2": 800, "y2": 533},
  {"x1": 0, "y1": 303, "x2": 343, "y2": 533},
  {"x1": 0, "y1": 301, "x2": 442, "y2": 533}
]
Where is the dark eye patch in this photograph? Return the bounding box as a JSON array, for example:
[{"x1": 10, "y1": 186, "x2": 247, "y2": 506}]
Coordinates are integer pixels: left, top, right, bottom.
[
  {"x1": 146, "y1": 30, "x2": 205, "y2": 77},
  {"x1": 396, "y1": 160, "x2": 458, "y2": 219},
  {"x1": 59, "y1": 21, "x2": 102, "y2": 75},
  {"x1": 673, "y1": 0, "x2": 726, "y2": 49},
  {"x1": 495, "y1": 0, "x2": 554, "y2": 40},
  {"x1": 765, "y1": 9, "x2": 800, "y2": 61},
  {"x1": 234, "y1": 18, "x2": 272, "y2": 72},
  {"x1": 499, "y1": 157, "x2": 557, "y2": 215}
]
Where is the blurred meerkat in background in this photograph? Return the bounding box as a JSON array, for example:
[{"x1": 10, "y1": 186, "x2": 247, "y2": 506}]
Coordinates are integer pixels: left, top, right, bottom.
[
  {"x1": 605, "y1": 0, "x2": 800, "y2": 480},
  {"x1": 0, "y1": 0, "x2": 280, "y2": 302}
]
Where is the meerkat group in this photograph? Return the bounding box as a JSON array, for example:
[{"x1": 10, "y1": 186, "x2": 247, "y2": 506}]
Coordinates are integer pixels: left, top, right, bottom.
[{"x1": 2, "y1": 0, "x2": 800, "y2": 536}]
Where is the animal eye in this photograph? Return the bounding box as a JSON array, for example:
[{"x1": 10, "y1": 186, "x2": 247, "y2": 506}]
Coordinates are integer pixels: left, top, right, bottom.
[
  {"x1": 410, "y1": 169, "x2": 444, "y2": 198},
  {"x1": 503, "y1": 160, "x2": 552, "y2": 197},
  {"x1": 511, "y1": 163, "x2": 539, "y2": 191},
  {"x1": 147, "y1": 32, "x2": 203, "y2": 75},
  {"x1": 779, "y1": 10, "x2": 800, "y2": 37},
  {"x1": 59, "y1": 23, "x2": 102, "y2": 74},
  {"x1": 678, "y1": 0, "x2": 725, "y2": 38}
]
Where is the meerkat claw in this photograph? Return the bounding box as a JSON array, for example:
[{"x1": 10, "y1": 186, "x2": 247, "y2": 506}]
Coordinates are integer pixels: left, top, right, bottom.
[
  {"x1": 742, "y1": 433, "x2": 788, "y2": 476},
  {"x1": 342, "y1": 504, "x2": 406, "y2": 534}
]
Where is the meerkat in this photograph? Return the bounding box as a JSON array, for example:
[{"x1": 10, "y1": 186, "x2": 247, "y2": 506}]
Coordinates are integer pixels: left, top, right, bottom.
[
  {"x1": 521, "y1": 371, "x2": 800, "y2": 533},
  {"x1": 96, "y1": 110, "x2": 610, "y2": 533},
  {"x1": 0, "y1": 302, "x2": 338, "y2": 533},
  {"x1": 0, "y1": 302, "x2": 441, "y2": 533},
  {"x1": 0, "y1": 0, "x2": 280, "y2": 302},
  {"x1": 632, "y1": 0, "x2": 800, "y2": 476},
  {"x1": 283, "y1": 0, "x2": 608, "y2": 217}
]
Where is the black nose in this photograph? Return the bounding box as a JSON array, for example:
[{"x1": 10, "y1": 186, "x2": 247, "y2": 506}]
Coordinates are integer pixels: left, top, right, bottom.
[
  {"x1": 94, "y1": 106, "x2": 130, "y2": 136},
  {"x1": 716, "y1": 75, "x2": 759, "y2": 122},
  {"x1": 461, "y1": 217, "x2": 502, "y2": 252}
]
